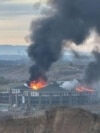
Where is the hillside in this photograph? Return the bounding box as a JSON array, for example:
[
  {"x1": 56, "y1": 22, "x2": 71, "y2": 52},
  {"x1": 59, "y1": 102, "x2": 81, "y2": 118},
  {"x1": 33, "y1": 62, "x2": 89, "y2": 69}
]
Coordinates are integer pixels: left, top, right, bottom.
[
  {"x1": 0, "y1": 108, "x2": 100, "y2": 133},
  {"x1": 0, "y1": 61, "x2": 84, "y2": 82}
]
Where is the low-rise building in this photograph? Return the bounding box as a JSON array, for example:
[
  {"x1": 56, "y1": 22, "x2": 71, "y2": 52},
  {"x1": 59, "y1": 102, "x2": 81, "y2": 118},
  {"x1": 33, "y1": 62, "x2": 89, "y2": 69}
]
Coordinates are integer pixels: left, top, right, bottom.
[{"x1": 0, "y1": 83, "x2": 98, "y2": 108}]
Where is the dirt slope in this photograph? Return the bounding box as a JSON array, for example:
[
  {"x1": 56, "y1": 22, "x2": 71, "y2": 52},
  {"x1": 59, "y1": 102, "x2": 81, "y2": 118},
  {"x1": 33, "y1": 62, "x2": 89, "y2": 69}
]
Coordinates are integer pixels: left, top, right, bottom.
[{"x1": 0, "y1": 108, "x2": 100, "y2": 133}]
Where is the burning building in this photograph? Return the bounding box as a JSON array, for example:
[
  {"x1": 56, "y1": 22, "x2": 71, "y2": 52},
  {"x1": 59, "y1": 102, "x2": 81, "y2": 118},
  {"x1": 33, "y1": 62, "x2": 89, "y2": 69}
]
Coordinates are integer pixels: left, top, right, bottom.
[
  {"x1": 2, "y1": 81, "x2": 97, "y2": 108},
  {"x1": 3, "y1": 0, "x2": 99, "y2": 108},
  {"x1": 27, "y1": 0, "x2": 100, "y2": 99}
]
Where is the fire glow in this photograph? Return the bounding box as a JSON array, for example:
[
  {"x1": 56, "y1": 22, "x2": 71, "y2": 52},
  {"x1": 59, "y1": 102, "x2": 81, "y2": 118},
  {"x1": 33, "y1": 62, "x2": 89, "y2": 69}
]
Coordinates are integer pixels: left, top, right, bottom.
[
  {"x1": 75, "y1": 86, "x2": 94, "y2": 93},
  {"x1": 29, "y1": 78, "x2": 47, "y2": 90}
]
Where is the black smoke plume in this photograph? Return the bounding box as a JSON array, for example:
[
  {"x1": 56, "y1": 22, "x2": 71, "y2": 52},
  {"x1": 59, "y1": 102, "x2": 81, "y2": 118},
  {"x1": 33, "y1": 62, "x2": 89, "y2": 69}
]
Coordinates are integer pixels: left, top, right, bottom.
[
  {"x1": 84, "y1": 51, "x2": 100, "y2": 84},
  {"x1": 28, "y1": 0, "x2": 100, "y2": 82}
]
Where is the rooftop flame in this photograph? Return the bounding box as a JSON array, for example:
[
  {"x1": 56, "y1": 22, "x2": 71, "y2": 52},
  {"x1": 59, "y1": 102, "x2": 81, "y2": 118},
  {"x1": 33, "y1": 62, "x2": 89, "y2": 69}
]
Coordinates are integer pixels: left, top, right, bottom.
[
  {"x1": 29, "y1": 78, "x2": 47, "y2": 90},
  {"x1": 75, "y1": 86, "x2": 94, "y2": 93}
]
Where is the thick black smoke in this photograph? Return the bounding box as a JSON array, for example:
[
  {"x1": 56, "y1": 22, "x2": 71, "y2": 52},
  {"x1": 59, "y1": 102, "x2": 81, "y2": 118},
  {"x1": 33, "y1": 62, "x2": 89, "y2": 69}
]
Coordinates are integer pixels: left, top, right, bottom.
[
  {"x1": 84, "y1": 51, "x2": 100, "y2": 84},
  {"x1": 28, "y1": 0, "x2": 100, "y2": 82}
]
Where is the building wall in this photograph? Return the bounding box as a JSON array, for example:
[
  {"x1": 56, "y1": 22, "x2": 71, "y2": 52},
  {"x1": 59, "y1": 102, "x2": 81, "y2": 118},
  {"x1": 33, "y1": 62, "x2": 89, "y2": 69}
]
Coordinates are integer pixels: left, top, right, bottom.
[{"x1": 0, "y1": 89, "x2": 99, "y2": 107}]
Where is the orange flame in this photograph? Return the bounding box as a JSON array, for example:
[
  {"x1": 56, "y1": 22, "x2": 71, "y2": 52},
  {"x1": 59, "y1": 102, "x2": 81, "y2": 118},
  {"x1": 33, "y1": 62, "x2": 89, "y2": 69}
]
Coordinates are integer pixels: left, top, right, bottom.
[
  {"x1": 75, "y1": 86, "x2": 94, "y2": 93},
  {"x1": 29, "y1": 78, "x2": 47, "y2": 90}
]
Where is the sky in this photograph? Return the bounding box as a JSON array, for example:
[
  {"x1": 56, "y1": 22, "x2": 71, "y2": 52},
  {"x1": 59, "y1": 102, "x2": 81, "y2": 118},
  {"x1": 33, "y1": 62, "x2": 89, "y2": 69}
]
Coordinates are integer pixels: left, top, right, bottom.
[
  {"x1": 0, "y1": 0, "x2": 99, "y2": 51},
  {"x1": 0, "y1": 0, "x2": 47, "y2": 45}
]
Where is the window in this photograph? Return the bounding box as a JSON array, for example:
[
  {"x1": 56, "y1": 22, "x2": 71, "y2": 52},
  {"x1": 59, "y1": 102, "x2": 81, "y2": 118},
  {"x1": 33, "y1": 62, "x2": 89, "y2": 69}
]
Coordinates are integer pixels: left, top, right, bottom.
[
  {"x1": 52, "y1": 93, "x2": 60, "y2": 96},
  {"x1": 12, "y1": 89, "x2": 15, "y2": 94},
  {"x1": 41, "y1": 93, "x2": 50, "y2": 97},
  {"x1": 23, "y1": 91, "x2": 28, "y2": 96},
  {"x1": 31, "y1": 92, "x2": 39, "y2": 97},
  {"x1": 12, "y1": 89, "x2": 20, "y2": 94}
]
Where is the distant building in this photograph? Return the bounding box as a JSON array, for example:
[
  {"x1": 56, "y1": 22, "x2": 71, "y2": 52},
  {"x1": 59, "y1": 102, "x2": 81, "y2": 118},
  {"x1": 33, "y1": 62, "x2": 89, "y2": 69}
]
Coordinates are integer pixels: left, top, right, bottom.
[
  {"x1": 0, "y1": 83, "x2": 98, "y2": 107},
  {"x1": 8, "y1": 83, "x2": 98, "y2": 107}
]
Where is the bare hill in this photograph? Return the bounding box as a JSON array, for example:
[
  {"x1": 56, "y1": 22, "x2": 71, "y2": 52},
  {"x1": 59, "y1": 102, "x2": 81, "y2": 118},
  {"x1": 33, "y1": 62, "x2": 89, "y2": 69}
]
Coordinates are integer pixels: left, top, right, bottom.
[
  {"x1": 0, "y1": 108, "x2": 100, "y2": 133},
  {"x1": 0, "y1": 62, "x2": 84, "y2": 82},
  {"x1": 0, "y1": 64, "x2": 29, "y2": 81}
]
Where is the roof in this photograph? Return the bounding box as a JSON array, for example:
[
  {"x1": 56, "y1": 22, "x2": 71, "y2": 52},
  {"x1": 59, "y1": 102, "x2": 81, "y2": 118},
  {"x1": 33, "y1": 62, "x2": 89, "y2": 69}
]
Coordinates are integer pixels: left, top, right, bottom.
[
  {"x1": 38, "y1": 83, "x2": 66, "y2": 92},
  {"x1": 12, "y1": 85, "x2": 29, "y2": 90},
  {"x1": 12, "y1": 83, "x2": 66, "y2": 93}
]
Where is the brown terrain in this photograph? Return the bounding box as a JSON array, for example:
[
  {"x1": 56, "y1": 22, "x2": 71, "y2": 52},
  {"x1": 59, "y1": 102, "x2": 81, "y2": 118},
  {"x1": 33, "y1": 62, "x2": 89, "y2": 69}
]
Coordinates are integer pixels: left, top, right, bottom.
[{"x1": 0, "y1": 107, "x2": 100, "y2": 133}]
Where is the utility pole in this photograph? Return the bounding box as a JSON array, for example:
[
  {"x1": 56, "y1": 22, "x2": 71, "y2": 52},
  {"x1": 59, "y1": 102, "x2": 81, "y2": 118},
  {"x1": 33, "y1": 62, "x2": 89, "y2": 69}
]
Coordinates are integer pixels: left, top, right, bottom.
[
  {"x1": 15, "y1": 92, "x2": 18, "y2": 107},
  {"x1": 9, "y1": 89, "x2": 12, "y2": 106},
  {"x1": 39, "y1": 93, "x2": 42, "y2": 107}
]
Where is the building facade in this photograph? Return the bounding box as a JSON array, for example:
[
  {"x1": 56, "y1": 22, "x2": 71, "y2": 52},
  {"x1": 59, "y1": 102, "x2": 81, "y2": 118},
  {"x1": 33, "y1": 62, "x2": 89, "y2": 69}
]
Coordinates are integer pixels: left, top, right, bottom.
[{"x1": 0, "y1": 83, "x2": 98, "y2": 108}]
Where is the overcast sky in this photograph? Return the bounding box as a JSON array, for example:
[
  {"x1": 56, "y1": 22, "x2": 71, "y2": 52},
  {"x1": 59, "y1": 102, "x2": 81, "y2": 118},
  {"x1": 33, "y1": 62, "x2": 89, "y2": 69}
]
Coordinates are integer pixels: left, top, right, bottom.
[{"x1": 0, "y1": 0, "x2": 47, "y2": 45}]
